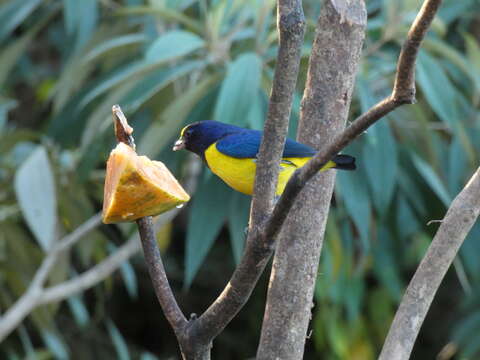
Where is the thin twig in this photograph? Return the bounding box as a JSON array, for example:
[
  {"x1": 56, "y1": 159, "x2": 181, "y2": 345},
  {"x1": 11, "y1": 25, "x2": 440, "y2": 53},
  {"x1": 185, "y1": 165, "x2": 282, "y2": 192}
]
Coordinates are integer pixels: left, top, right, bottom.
[
  {"x1": 111, "y1": 106, "x2": 188, "y2": 342},
  {"x1": 137, "y1": 217, "x2": 187, "y2": 332},
  {"x1": 0, "y1": 214, "x2": 102, "y2": 343},
  {"x1": 40, "y1": 236, "x2": 140, "y2": 304},
  {"x1": 40, "y1": 209, "x2": 180, "y2": 304},
  {"x1": 29, "y1": 214, "x2": 103, "y2": 293},
  {"x1": 379, "y1": 168, "x2": 480, "y2": 360}
]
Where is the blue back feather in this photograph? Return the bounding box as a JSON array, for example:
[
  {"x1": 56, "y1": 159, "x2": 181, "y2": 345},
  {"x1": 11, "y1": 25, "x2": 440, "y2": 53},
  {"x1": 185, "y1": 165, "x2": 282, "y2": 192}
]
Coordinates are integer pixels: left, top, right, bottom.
[{"x1": 216, "y1": 130, "x2": 316, "y2": 159}]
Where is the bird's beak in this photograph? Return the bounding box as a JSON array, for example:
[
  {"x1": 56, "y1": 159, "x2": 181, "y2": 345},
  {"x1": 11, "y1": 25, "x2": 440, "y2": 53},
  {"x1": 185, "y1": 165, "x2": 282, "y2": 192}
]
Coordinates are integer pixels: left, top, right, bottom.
[{"x1": 173, "y1": 137, "x2": 185, "y2": 151}]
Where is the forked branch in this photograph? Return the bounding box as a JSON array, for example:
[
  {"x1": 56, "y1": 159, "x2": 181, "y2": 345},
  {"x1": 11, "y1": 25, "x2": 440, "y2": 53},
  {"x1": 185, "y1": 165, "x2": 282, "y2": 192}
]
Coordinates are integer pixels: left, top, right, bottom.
[
  {"x1": 267, "y1": 0, "x2": 443, "y2": 240},
  {"x1": 114, "y1": 0, "x2": 444, "y2": 359}
]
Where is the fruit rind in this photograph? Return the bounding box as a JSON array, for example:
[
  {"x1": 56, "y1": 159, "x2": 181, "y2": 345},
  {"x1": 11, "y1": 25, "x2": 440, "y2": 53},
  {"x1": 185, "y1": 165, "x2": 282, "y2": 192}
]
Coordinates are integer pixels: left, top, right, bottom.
[{"x1": 102, "y1": 143, "x2": 190, "y2": 223}]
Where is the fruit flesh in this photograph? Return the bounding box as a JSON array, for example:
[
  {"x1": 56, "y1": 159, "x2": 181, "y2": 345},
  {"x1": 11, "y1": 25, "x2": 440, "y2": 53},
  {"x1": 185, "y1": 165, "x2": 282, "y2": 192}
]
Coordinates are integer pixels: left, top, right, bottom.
[{"x1": 103, "y1": 143, "x2": 190, "y2": 223}]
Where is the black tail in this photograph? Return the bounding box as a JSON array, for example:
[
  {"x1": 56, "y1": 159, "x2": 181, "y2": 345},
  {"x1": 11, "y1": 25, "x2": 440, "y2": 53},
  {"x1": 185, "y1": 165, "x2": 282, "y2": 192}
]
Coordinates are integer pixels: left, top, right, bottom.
[{"x1": 333, "y1": 154, "x2": 356, "y2": 171}]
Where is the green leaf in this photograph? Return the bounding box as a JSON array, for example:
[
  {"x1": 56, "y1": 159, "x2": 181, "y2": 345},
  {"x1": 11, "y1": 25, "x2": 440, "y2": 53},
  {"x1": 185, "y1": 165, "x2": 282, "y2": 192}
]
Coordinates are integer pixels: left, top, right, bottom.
[
  {"x1": 62, "y1": 0, "x2": 98, "y2": 50},
  {"x1": 67, "y1": 295, "x2": 90, "y2": 327},
  {"x1": 448, "y1": 137, "x2": 467, "y2": 195},
  {"x1": 362, "y1": 121, "x2": 397, "y2": 214},
  {"x1": 120, "y1": 259, "x2": 138, "y2": 299},
  {"x1": 246, "y1": 89, "x2": 268, "y2": 130},
  {"x1": 140, "y1": 352, "x2": 159, "y2": 360},
  {"x1": 79, "y1": 61, "x2": 146, "y2": 108},
  {"x1": 0, "y1": 0, "x2": 42, "y2": 43},
  {"x1": 116, "y1": 6, "x2": 203, "y2": 33},
  {"x1": 356, "y1": 76, "x2": 378, "y2": 112},
  {"x1": 0, "y1": 97, "x2": 16, "y2": 131},
  {"x1": 14, "y1": 146, "x2": 57, "y2": 251},
  {"x1": 80, "y1": 81, "x2": 138, "y2": 150},
  {"x1": 0, "y1": 3, "x2": 55, "y2": 88},
  {"x1": 83, "y1": 33, "x2": 146, "y2": 63},
  {"x1": 424, "y1": 38, "x2": 480, "y2": 93},
  {"x1": 145, "y1": 30, "x2": 205, "y2": 63},
  {"x1": 106, "y1": 320, "x2": 130, "y2": 360},
  {"x1": 228, "y1": 192, "x2": 250, "y2": 263},
  {"x1": 396, "y1": 195, "x2": 420, "y2": 240},
  {"x1": 344, "y1": 275, "x2": 364, "y2": 321},
  {"x1": 465, "y1": 33, "x2": 480, "y2": 72},
  {"x1": 397, "y1": 170, "x2": 427, "y2": 215},
  {"x1": 372, "y1": 226, "x2": 403, "y2": 300},
  {"x1": 18, "y1": 325, "x2": 35, "y2": 358},
  {"x1": 336, "y1": 160, "x2": 371, "y2": 251},
  {"x1": 214, "y1": 52, "x2": 263, "y2": 127},
  {"x1": 122, "y1": 60, "x2": 206, "y2": 113},
  {"x1": 452, "y1": 311, "x2": 480, "y2": 357},
  {"x1": 42, "y1": 331, "x2": 69, "y2": 360},
  {"x1": 108, "y1": 240, "x2": 138, "y2": 299},
  {"x1": 411, "y1": 154, "x2": 451, "y2": 207},
  {"x1": 460, "y1": 223, "x2": 480, "y2": 281},
  {"x1": 81, "y1": 60, "x2": 205, "y2": 151},
  {"x1": 185, "y1": 173, "x2": 231, "y2": 288},
  {"x1": 416, "y1": 51, "x2": 459, "y2": 129}
]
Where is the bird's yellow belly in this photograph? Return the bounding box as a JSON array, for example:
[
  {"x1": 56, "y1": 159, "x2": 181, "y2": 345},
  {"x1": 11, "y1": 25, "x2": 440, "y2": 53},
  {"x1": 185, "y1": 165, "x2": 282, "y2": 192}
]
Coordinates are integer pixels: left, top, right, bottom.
[{"x1": 204, "y1": 143, "x2": 334, "y2": 195}]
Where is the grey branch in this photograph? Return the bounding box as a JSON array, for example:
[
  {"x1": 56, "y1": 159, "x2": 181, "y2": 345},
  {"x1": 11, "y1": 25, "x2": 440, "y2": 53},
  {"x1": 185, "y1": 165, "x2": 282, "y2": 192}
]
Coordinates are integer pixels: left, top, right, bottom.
[
  {"x1": 0, "y1": 209, "x2": 180, "y2": 344},
  {"x1": 0, "y1": 213, "x2": 102, "y2": 343},
  {"x1": 379, "y1": 167, "x2": 480, "y2": 360},
  {"x1": 249, "y1": 0, "x2": 306, "y2": 226},
  {"x1": 39, "y1": 236, "x2": 140, "y2": 304},
  {"x1": 266, "y1": 0, "x2": 443, "y2": 240},
  {"x1": 257, "y1": 0, "x2": 366, "y2": 358},
  {"x1": 189, "y1": 0, "x2": 306, "y2": 352},
  {"x1": 103, "y1": 0, "x2": 444, "y2": 358}
]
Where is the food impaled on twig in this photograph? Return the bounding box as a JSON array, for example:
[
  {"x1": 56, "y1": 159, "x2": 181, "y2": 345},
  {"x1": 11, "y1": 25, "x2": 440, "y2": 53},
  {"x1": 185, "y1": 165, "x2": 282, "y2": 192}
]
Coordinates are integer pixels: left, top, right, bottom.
[{"x1": 103, "y1": 142, "x2": 190, "y2": 223}]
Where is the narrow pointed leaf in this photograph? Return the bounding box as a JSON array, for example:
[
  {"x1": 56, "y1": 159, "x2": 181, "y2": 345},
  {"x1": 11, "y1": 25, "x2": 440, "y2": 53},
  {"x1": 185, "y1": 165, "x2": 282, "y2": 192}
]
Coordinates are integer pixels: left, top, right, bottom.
[
  {"x1": 145, "y1": 30, "x2": 205, "y2": 63},
  {"x1": 214, "y1": 53, "x2": 262, "y2": 127},
  {"x1": 14, "y1": 146, "x2": 57, "y2": 251},
  {"x1": 185, "y1": 174, "x2": 231, "y2": 288}
]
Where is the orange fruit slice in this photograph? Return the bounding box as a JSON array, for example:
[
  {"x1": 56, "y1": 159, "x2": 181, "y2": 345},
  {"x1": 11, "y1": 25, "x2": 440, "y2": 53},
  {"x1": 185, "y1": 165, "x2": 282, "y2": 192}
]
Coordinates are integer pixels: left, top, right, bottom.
[{"x1": 103, "y1": 143, "x2": 190, "y2": 223}]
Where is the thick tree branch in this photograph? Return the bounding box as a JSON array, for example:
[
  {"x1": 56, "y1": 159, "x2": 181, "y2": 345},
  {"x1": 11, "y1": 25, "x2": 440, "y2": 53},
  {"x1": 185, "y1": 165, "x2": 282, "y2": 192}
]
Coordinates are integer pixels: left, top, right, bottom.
[
  {"x1": 379, "y1": 167, "x2": 480, "y2": 360},
  {"x1": 96, "y1": 0, "x2": 442, "y2": 358},
  {"x1": 249, "y1": 0, "x2": 306, "y2": 227},
  {"x1": 166, "y1": 0, "x2": 442, "y2": 354},
  {"x1": 189, "y1": 0, "x2": 306, "y2": 347},
  {"x1": 257, "y1": 1, "x2": 366, "y2": 358}
]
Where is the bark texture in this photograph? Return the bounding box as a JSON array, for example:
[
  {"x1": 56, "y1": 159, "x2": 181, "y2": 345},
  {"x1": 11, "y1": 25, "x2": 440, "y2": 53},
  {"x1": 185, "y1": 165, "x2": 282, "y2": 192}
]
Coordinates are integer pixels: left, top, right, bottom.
[
  {"x1": 250, "y1": 0, "x2": 306, "y2": 225},
  {"x1": 379, "y1": 168, "x2": 480, "y2": 360},
  {"x1": 257, "y1": 1, "x2": 366, "y2": 359}
]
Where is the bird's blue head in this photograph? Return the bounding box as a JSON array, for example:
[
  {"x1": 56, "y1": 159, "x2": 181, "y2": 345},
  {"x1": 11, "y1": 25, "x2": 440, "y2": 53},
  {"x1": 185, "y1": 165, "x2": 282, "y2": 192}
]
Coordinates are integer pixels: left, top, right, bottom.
[{"x1": 173, "y1": 120, "x2": 243, "y2": 157}]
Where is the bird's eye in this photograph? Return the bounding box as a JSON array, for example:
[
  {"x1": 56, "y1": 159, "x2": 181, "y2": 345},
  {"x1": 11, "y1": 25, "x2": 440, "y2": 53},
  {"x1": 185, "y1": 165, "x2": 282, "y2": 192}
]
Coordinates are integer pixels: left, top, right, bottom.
[{"x1": 185, "y1": 129, "x2": 193, "y2": 137}]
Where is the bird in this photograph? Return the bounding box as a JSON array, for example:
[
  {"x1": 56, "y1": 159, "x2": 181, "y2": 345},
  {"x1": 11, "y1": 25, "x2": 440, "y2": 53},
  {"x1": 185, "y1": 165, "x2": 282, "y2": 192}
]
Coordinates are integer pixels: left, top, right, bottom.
[{"x1": 173, "y1": 120, "x2": 355, "y2": 196}]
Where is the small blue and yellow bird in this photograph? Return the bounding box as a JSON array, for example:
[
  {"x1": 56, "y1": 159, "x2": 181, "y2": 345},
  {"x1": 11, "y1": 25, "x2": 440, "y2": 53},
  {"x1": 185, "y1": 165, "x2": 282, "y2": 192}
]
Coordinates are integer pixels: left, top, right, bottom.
[{"x1": 173, "y1": 120, "x2": 356, "y2": 196}]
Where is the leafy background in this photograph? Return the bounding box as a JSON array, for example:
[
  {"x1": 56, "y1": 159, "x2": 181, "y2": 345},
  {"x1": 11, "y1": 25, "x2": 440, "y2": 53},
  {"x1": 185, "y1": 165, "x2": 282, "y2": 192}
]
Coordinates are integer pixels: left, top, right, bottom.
[{"x1": 1, "y1": 0, "x2": 480, "y2": 358}]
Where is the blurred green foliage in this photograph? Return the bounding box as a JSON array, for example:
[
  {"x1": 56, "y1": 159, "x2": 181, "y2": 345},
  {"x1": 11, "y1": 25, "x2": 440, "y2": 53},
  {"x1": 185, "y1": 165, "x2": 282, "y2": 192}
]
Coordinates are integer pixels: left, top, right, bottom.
[{"x1": 1, "y1": 0, "x2": 480, "y2": 358}]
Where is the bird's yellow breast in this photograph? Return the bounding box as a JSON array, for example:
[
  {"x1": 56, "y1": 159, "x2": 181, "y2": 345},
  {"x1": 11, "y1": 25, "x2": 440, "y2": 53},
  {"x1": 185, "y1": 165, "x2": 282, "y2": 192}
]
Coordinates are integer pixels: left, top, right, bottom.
[{"x1": 204, "y1": 143, "x2": 334, "y2": 195}]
